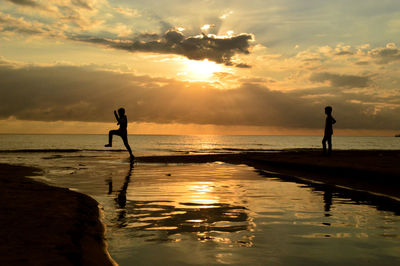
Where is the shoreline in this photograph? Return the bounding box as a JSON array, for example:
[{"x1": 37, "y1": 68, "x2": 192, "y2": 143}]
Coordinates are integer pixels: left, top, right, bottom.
[
  {"x1": 136, "y1": 150, "x2": 400, "y2": 200},
  {"x1": 0, "y1": 163, "x2": 116, "y2": 265}
]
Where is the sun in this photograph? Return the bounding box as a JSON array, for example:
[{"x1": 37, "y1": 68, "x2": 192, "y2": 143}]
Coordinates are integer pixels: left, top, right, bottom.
[{"x1": 183, "y1": 59, "x2": 224, "y2": 81}]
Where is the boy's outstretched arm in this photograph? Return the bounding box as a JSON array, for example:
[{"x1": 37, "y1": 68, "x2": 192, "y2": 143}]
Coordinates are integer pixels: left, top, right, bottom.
[
  {"x1": 114, "y1": 110, "x2": 120, "y2": 125},
  {"x1": 332, "y1": 117, "x2": 336, "y2": 124}
]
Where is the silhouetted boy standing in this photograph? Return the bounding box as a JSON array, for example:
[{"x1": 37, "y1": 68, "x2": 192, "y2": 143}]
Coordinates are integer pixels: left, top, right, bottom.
[
  {"x1": 322, "y1": 106, "x2": 336, "y2": 155},
  {"x1": 105, "y1": 108, "x2": 134, "y2": 160}
]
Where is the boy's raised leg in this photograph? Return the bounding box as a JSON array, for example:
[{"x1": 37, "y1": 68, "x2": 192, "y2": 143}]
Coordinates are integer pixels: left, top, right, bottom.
[{"x1": 105, "y1": 130, "x2": 119, "y2": 147}]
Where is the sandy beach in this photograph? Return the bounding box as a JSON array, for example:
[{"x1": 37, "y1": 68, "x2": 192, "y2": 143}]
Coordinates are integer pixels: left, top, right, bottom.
[
  {"x1": 1, "y1": 149, "x2": 399, "y2": 264},
  {"x1": 0, "y1": 163, "x2": 116, "y2": 265}
]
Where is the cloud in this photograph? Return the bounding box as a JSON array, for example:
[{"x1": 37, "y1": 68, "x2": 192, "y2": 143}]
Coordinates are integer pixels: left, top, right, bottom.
[
  {"x1": 6, "y1": 0, "x2": 39, "y2": 7},
  {"x1": 0, "y1": 62, "x2": 316, "y2": 127},
  {"x1": 310, "y1": 72, "x2": 371, "y2": 88},
  {"x1": 0, "y1": 3, "x2": 104, "y2": 36},
  {"x1": 0, "y1": 61, "x2": 399, "y2": 130},
  {"x1": 1, "y1": 1, "x2": 253, "y2": 66},
  {"x1": 0, "y1": 10, "x2": 253, "y2": 67},
  {"x1": 0, "y1": 12, "x2": 63, "y2": 37},
  {"x1": 75, "y1": 29, "x2": 254, "y2": 67},
  {"x1": 369, "y1": 43, "x2": 400, "y2": 64},
  {"x1": 6, "y1": 0, "x2": 94, "y2": 10},
  {"x1": 113, "y1": 7, "x2": 140, "y2": 17},
  {"x1": 2, "y1": 0, "x2": 106, "y2": 33},
  {"x1": 355, "y1": 61, "x2": 369, "y2": 65},
  {"x1": 335, "y1": 51, "x2": 354, "y2": 56},
  {"x1": 220, "y1": 10, "x2": 233, "y2": 20},
  {"x1": 235, "y1": 63, "x2": 252, "y2": 68},
  {"x1": 71, "y1": 0, "x2": 93, "y2": 10}
]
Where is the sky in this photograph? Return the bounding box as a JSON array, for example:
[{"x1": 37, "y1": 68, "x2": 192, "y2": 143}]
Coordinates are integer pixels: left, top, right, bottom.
[{"x1": 1, "y1": 0, "x2": 400, "y2": 135}]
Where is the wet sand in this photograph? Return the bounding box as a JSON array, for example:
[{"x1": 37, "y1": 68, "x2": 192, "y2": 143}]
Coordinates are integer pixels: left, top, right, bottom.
[
  {"x1": 0, "y1": 163, "x2": 116, "y2": 265},
  {"x1": 137, "y1": 150, "x2": 400, "y2": 200}
]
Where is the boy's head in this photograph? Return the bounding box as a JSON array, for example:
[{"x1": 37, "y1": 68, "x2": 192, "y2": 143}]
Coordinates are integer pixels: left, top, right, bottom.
[
  {"x1": 118, "y1": 108, "x2": 125, "y2": 116},
  {"x1": 325, "y1": 106, "x2": 332, "y2": 115}
]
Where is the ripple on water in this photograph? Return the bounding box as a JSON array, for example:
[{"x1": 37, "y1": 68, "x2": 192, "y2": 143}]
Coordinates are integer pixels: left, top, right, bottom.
[{"x1": 22, "y1": 158, "x2": 400, "y2": 265}]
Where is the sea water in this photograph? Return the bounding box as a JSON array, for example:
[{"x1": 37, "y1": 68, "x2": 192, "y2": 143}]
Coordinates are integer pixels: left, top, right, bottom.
[
  {"x1": 0, "y1": 134, "x2": 399, "y2": 156},
  {"x1": 0, "y1": 135, "x2": 399, "y2": 265}
]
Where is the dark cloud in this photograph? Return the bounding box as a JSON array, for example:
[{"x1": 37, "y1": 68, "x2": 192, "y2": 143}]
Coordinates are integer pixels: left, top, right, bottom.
[
  {"x1": 134, "y1": 32, "x2": 160, "y2": 42},
  {"x1": 71, "y1": 0, "x2": 93, "y2": 10},
  {"x1": 7, "y1": 0, "x2": 92, "y2": 10},
  {"x1": 75, "y1": 29, "x2": 253, "y2": 67},
  {"x1": 239, "y1": 77, "x2": 269, "y2": 83},
  {"x1": 335, "y1": 51, "x2": 354, "y2": 56},
  {"x1": 370, "y1": 47, "x2": 400, "y2": 64},
  {"x1": 0, "y1": 9, "x2": 253, "y2": 67},
  {"x1": 0, "y1": 62, "x2": 399, "y2": 130},
  {"x1": 310, "y1": 72, "x2": 371, "y2": 88},
  {"x1": 235, "y1": 63, "x2": 252, "y2": 68},
  {"x1": 301, "y1": 58, "x2": 322, "y2": 63},
  {"x1": 6, "y1": 0, "x2": 38, "y2": 7}
]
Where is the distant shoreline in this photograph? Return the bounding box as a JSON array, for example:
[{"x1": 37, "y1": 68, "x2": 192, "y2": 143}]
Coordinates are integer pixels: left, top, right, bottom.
[
  {"x1": 1, "y1": 135, "x2": 399, "y2": 157},
  {"x1": 0, "y1": 163, "x2": 116, "y2": 265},
  {"x1": 0, "y1": 133, "x2": 398, "y2": 137}
]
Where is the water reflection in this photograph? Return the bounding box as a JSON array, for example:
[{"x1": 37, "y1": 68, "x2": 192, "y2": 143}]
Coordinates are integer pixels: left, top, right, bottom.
[
  {"x1": 255, "y1": 169, "x2": 400, "y2": 217},
  {"x1": 110, "y1": 163, "x2": 253, "y2": 246},
  {"x1": 324, "y1": 189, "x2": 332, "y2": 217},
  {"x1": 116, "y1": 162, "x2": 134, "y2": 209},
  {"x1": 108, "y1": 164, "x2": 400, "y2": 249},
  {"x1": 113, "y1": 161, "x2": 134, "y2": 223},
  {"x1": 15, "y1": 154, "x2": 400, "y2": 265},
  {"x1": 115, "y1": 201, "x2": 251, "y2": 244}
]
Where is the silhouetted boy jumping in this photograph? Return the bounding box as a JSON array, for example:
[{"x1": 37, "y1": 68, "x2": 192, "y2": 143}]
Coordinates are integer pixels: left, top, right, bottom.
[
  {"x1": 105, "y1": 108, "x2": 134, "y2": 160},
  {"x1": 322, "y1": 106, "x2": 336, "y2": 155}
]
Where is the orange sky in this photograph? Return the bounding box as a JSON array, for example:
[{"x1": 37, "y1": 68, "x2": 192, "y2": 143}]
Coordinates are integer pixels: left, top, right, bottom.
[{"x1": 0, "y1": 0, "x2": 399, "y2": 135}]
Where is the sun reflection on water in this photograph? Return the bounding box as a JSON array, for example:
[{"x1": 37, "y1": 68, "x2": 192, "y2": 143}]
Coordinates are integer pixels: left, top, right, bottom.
[
  {"x1": 108, "y1": 163, "x2": 255, "y2": 247},
  {"x1": 187, "y1": 182, "x2": 220, "y2": 205}
]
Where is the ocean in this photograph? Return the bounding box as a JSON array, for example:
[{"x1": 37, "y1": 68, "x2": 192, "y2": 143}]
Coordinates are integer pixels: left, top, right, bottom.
[
  {"x1": 1, "y1": 134, "x2": 400, "y2": 265},
  {"x1": 0, "y1": 134, "x2": 399, "y2": 156}
]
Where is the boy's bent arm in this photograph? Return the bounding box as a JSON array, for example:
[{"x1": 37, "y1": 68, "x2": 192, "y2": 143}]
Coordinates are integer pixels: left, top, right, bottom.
[{"x1": 114, "y1": 110, "x2": 121, "y2": 124}]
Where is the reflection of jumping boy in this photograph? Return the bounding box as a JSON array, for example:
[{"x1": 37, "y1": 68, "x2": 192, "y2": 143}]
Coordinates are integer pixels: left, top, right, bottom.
[
  {"x1": 105, "y1": 108, "x2": 134, "y2": 160},
  {"x1": 322, "y1": 106, "x2": 336, "y2": 155}
]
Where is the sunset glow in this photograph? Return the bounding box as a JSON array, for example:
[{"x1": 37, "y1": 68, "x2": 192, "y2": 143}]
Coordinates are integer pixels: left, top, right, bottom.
[
  {"x1": 0, "y1": 0, "x2": 399, "y2": 135},
  {"x1": 183, "y1": 59, "x2": 224, "y2": 81}
]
